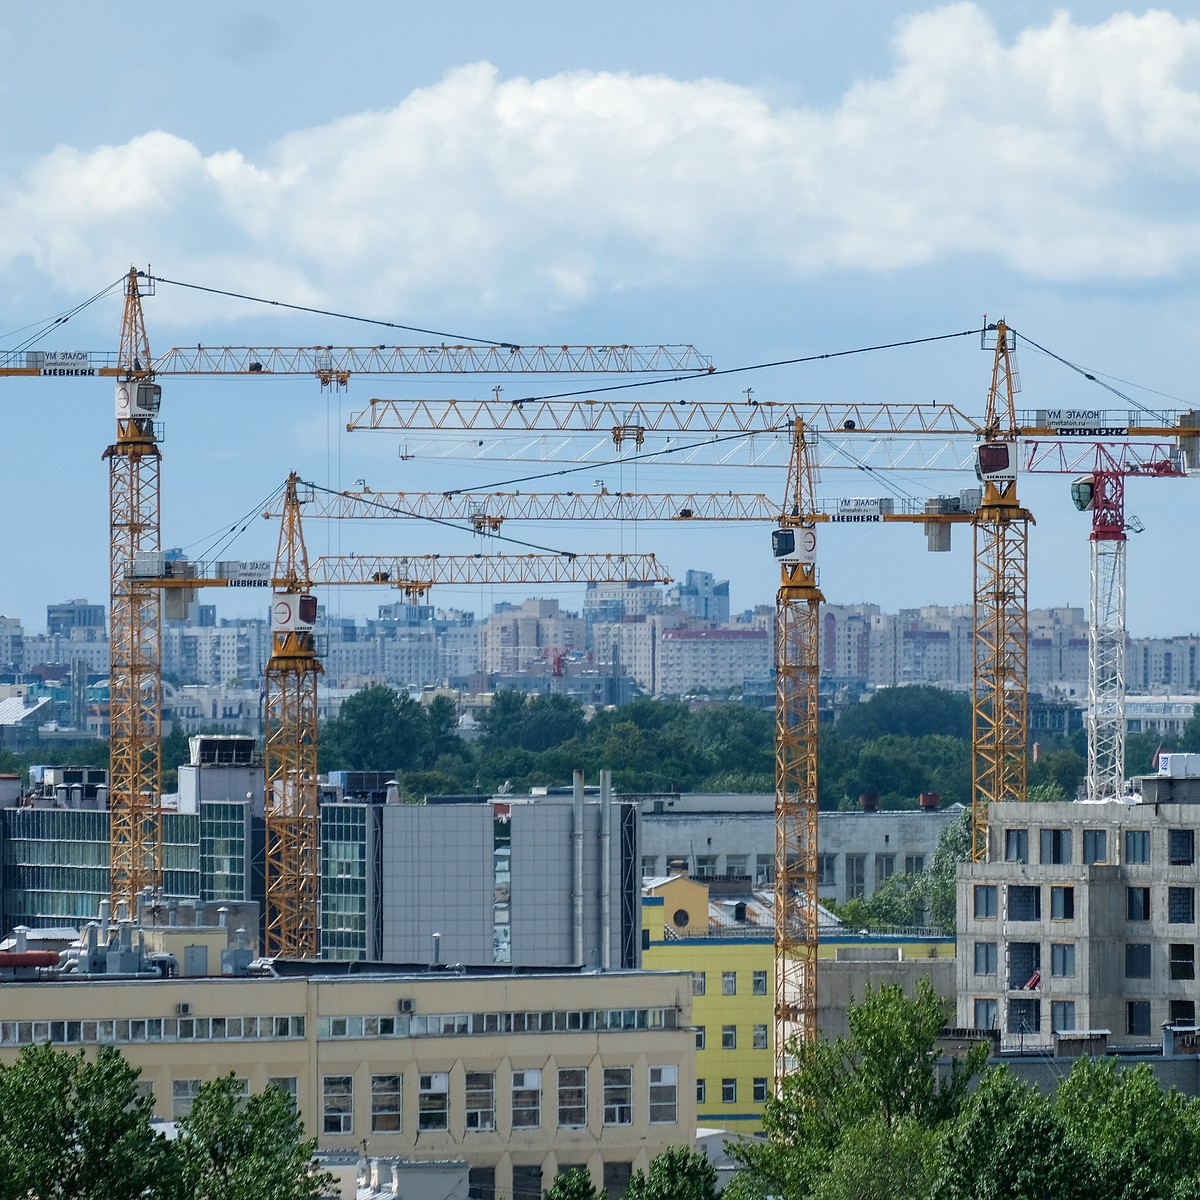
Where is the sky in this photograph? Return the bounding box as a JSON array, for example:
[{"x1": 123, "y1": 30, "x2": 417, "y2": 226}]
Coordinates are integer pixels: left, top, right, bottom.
[{"x1": 0, "y1": 2, "x2": 1197, "y2": 637}]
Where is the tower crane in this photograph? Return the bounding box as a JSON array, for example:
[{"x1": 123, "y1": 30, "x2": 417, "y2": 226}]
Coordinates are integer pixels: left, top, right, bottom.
[
  {"x1": 137, "y1": 469, "x2": 675, "y2": 957},
  {"x1": 34, "y1": 267, "x2": 708, "y2": 912},
  {"x1": 970, "y1": 322, "x2": 1034, "y2": 861}
]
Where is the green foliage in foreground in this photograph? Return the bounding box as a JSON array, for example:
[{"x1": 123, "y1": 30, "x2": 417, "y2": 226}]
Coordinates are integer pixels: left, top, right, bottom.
[
  {"x1": 726, "y1": 981, "x2": 1200, "y2": 1200},
  {"x1": 0, "y1": 1047, "x2": 330, "y2": 1200}
]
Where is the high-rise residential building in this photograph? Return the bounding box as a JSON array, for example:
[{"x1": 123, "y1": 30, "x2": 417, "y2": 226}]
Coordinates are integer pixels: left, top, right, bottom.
[{"x1": 46, "y1": 599, "x2": 106, "y2": 638}]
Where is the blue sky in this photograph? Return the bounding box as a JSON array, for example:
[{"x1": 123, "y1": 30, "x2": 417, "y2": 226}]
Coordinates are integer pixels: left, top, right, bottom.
[{"x1": 0, "y1": 2, "x2": 1197, "y2": 636}]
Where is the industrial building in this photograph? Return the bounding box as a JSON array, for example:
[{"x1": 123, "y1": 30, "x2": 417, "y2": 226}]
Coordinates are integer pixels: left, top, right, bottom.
[
  {"x1": 0, "y1": 752, "x2": 642, "y2": 975},
  {"x1": 957, "y1": 755, "x2": 1200, "y2": 1048},
  {"x1": 638, "y1": 792, "x2": 958, "y2": 905},
  {"x1": 0, "y1": 913, "x2": 694, "y2": 1200}
]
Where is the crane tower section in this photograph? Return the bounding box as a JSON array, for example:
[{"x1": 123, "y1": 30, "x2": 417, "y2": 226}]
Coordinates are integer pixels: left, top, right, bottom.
[
  {"x1": 264, "y1": 474, "x2": 322, "y2": 958},
  {"x1": 773, "y1": 420, "x2": 824, "y2": 1075},
  {"x1": 102, "y1": 270, "x2": 163, "y2": 908},
  {"x1": 972, "y1": 322, "x2": 1032, "y2": 861}
]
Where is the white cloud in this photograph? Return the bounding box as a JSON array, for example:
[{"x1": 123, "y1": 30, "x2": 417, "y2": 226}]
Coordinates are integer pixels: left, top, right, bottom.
[{"x1": 2, "y1": 4, "x2": 1200, "y2": 319}]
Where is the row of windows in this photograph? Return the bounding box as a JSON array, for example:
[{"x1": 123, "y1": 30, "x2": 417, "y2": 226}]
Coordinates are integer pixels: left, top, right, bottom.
[
  {"x1": 694, "y1": 1024, "x2": 769, "y2": 1050},
  {"x1": 973, "y1": 884, "x2": 1198, "y2": 924},
  {"x1": 974, "y1": 997, "x2": 1197, "y2": 1038},
  {"x1": 316, "y1": 1007, "x2": 676, "y2": 1041},
  {"x1": 692, "y1": 970, "x2": 769, "y2": 997},
  {"x1": 0, "y1": 1014, "x2": 306, "y2": 1048},
  {"x1": 1001, "y1": 826, "x2": 1190, "y2": 867},
  {"x1": 696, "y1": 1076, "x2": 769, "y2": 1105},
  {"x1": 320, "y1": 1066, "x2": 679, "y2": 1136}
]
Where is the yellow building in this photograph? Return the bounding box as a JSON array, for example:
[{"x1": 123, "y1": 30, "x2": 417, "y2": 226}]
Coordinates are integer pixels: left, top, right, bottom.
[
  {"x1": 642, "y1": 873, "x2": 957, "y2": 1137},
  {"x1": 0, "y1": 920, "x2": 695, "y2": 1200}
]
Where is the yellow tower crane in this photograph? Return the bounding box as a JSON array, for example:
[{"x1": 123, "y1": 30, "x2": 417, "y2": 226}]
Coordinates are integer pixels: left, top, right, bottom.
[
  {"x1": 80, "y1": 268, "x2": 710, "y2": 912},
  {"x1": 970, "y1": 322, "x2": 1034, "y2": 861}
]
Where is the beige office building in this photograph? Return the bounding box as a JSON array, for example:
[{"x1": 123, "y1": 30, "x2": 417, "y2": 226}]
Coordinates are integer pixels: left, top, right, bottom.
[{"x1": 0, "y1": 936, "x2": 694, "y2": 1200}]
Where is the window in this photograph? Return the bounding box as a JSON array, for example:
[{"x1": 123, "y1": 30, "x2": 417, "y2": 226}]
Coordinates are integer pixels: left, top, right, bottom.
[
  {"x1": 603, "y1": 1163, "x2": 633, "y2": 1197},
  {"x1": 323, "y1": 1075, "x2": 354, "y2": 1135},
  {"x1": 696, "y1": 1079, "x2": 706, "y2": 1104},
  {"x1": 603, "y1": 1068, "x2": 633, "y2": 1125},
  {"x1": 1170, "y1": 829, "x2": 1195, "y2": 866},
  {"x1": 1170, "y1": 887, "x2": 1196, "y2": 924},
  {"x1": 905, "y1": 854, "x2": 925, "y2": 874},
  {"x1": 648, "y1": 1066, "x2": 677, "y2": 1124},
  {"x1": 1040, "y1": 828, "x2": 1072, "y2": 865},
  {"x1": 875, "y1": 854, "x2": 896, "y2": 887},
  {"x1": 752, "y1": 970, "x2": 768, "y2": 996},
  {"x1": 371, "y1": 1074, "x2": 402, "y2": 1133},
  {"x1": 1127, "y1": 1001, "x2": 1152, "y2": 1037},
  {"x1": 753, "y1": 1077, "x2": 769, "y2": 1103},
  {"x1": 846, "y1": 855, "x2": 866, "y2": 900},
  {"x1": 1051, "y1": 1001, "x2": 1076, "y2": 1033},
  {"x1": 418, "y1": 1073, "x2": 448, "y2": 1131},
  {"x1": 1171, "y1": 944, "x2": 1196, "y2": 981},
  {"x1": 511, "y1": 1070, "x2": 541, "y2": 1128},
  {"x1": 974, "y1": 998, "x2": 998, "y2": 1030},
  {"x1": 1004, "y1": 828, "x2": 1029, "y2": 863},
  {"x1": 695, "y1": 855, "x2": 717, "y2": 877},
  {"x1": 726, "y1": 855, "x2": 748, "y2": 878},
  {"x1": 1128, "y1": 887, "x2": 1151, "y2": 921},
  {"x1": 1051, "y1": 886, "x2": 1075, "y2": 920},
  {"x1": 752, "y1": 1024, "x2": 768, "y2": 1050},
  {"x1": 267, "y1": 1077, "x2": 298, "y2": 1105},
  {"x1": 1008, "y1": 885, "x2": 1040, "y2": 921},
  {"x1": 974, "y1": 885, "x2": 997, "y2": 919},
  {"x1": 557, "y1": 1068, "x2": 587, "y2": 1128},
  {"x1": 722, "y1": 1025, "x2": 737, "y2": 1050},
  {"x1": 722, "y1": 971, "x2": 737, "y2": 996},
  {"x1": 695, "y1": 1026, "x2": 705, "y2": 1050},
  {"x1": 721, "y1": 1078, "x2": 737, "y2": 1104},
  {"x1": 692, "y1": 972, "x2": 706, "y2": 997},
  {"x1": 466, "y1": 1071, "x2": 495, "y2": 1131},
  {"x1": 172, "y1": 1079, "x2": 201, "y2": 1120},
  {"x1": 1125, "y1": 829, "x2": 1150, "y2": 864},
  {"x1": 1171, "y1": 1000, "x2": 1197, "y2": 1026},
  {"x1": 974, "y1": 941, "x2": 997, "y2": 976},
  {"x1": 1051, "y1": 943, "x2": 1076, "y2": 978},
  {"x1": 1126, "y1": 943, "x2": 1152, "y2": 979},
  {"x1": 641, "y1": 855, "x2": 658, "y2": 878},
  {"x1": 755, "y1": 854, "x2": 774, "y2": 884},
  {"x1": 1009, "y1": 942, "x2": 1040, "y2": 990},
  {"x1": 1008, "y1": 998, "x2": 1041, "y2": 1035},
  {"x1": 817, "y1": 854, "x2": 837, "y2": 886},
  {"x1": 1083, "y1": 828, "x2": 1107, "y2": 865},
  {"x1": 468, "y1": 1167, "x2": 495, "y2": 1200}
]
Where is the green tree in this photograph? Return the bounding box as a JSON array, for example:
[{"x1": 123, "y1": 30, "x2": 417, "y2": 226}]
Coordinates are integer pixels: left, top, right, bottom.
[
  {"x1": 729, "y1": 979, "x2": 986, "y2": 1200},
  {"x1": 834, "y1": 685, "x2": 971, "y2": 743},
  {"x1": 810, "y1": 1115, "x2": 939, "y2": 1200},
  {"x1": 1053, "y1": 1057, "x2": 1200, "y2": 1200},
  {"x1": 923, "y1": 807, "x2": 972, "y2": 934},
  {"x1": 542, "y1": 1166, "x2": 604, "y2": 1200},
  {"x1": 626, "y1": 1146, "x2": 719, "y2": 1200},
  {"x1": 931, "y1": 1066, "x2": 1090, "y2": 1200},
  {"x1": 0, "y1": 1043, "x2": 176, "y2": 1200},
  {"x1": 320, "y1": 684, "x2": 429, "y2": 772},
  {"x1": 178, "y1": 1074, "x2": 332, "y2": 1200}
]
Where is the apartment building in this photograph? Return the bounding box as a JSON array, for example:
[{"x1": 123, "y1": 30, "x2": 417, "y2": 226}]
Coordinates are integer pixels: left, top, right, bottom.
[{"x1": 957, "y1": 761, "x2": 1200, "y2": 1048}]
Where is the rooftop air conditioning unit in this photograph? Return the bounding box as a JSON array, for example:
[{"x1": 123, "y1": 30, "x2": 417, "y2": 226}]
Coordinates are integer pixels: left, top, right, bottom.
[{"x1": 397, "y1": 999, "x2": 414, "y2": 1013}]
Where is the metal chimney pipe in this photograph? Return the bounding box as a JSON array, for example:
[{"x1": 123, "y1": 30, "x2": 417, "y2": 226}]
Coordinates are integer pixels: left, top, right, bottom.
[
  {"x1": 572, "y1": 769, "x2": 585, "y2": 967},
  {"x1": 600, "y1": 768, "x2": 612, "y2": 971}
]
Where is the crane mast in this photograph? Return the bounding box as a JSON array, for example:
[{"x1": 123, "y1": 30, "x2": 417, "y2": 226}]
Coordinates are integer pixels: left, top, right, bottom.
[
  {"x1": 102, "y1": 269, "x2": 163, "y2": 909},
  {"x1": 263, "y1": 474, "x2": 323, "y2": 957},
  {"x1": 972, "y1": 321, "x2": 1033, "y2": 860},
  {"x1": 772, "y1": 420, "x2": 824, "y2": 1071}
]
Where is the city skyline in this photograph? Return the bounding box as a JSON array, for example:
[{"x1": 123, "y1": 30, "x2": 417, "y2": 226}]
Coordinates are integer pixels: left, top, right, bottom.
[{"x1": 0, "y1": 5, "x2": 1196, "y2": 633}]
